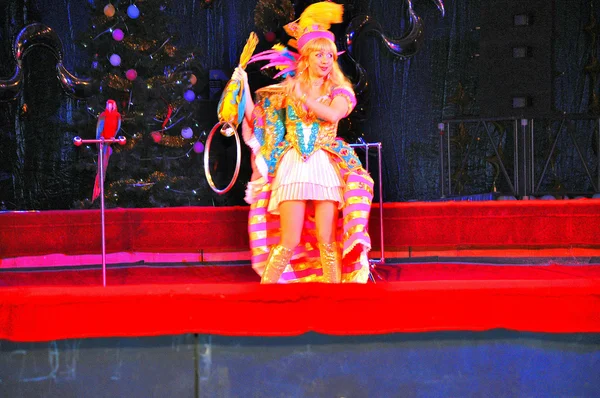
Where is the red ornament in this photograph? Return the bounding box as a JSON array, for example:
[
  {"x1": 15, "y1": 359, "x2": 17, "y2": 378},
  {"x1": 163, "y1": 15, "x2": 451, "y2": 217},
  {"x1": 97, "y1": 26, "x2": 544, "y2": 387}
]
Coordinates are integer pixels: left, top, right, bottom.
[
  {"x1": 126, "y1": 69, "x2": 138, "y2": 81},
  {"x1": 104, "y1": 4, "x2": 116, "y2": 17},
  {"x1": 151, "y1": 131, "x2": 163, "y2": 143},
  {"x1": 265, "y1": 31, "x2": 276, "y2": 42}
]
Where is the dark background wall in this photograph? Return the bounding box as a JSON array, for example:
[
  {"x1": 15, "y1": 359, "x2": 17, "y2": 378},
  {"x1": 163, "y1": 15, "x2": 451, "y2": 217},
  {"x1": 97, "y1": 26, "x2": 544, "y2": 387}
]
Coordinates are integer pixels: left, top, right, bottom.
[{"x1": 1, "y1": 0, "x2": 599, "y2": 209}]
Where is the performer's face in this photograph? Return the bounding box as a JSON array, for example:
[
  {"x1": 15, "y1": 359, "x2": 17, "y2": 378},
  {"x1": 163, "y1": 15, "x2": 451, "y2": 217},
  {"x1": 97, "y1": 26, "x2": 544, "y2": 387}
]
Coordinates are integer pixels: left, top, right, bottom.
[
  {"x1": 308, "y1": 49, "x2": 334, "y2": 79},
  {"x1": 106, "y1": 100, "x2": 116, "y2": 111}
]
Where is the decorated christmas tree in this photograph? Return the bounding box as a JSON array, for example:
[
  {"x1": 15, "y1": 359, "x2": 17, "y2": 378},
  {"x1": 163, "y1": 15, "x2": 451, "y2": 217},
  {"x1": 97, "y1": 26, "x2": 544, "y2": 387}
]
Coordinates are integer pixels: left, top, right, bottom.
[{"x1": 71, "y1": 0, "x2": 244, "y2": 208}]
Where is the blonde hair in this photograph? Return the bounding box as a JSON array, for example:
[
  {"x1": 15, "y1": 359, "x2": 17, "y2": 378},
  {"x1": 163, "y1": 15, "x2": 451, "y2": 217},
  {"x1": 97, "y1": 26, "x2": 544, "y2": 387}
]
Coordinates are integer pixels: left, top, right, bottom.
[{"x1": 292, "y1": 37, "x2": 352, "y2": 95}]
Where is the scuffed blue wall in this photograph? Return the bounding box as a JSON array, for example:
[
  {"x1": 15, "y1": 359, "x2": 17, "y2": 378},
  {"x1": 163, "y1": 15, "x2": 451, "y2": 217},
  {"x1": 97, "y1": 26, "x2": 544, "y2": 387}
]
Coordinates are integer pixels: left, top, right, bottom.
[{"x1": 1, "y1": 332, "x2": 599, "y2": 397}]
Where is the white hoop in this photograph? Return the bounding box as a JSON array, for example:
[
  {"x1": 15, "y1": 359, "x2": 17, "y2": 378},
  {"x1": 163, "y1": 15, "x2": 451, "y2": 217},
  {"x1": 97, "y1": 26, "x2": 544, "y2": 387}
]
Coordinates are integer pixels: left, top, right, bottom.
[{"x1": 203, "y1": 121, "x2": 241, "y2": 194}]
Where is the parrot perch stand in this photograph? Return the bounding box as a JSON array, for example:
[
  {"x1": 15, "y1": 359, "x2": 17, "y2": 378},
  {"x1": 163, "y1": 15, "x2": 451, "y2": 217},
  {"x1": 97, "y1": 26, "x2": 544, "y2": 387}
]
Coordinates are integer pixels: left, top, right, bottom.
[{"x1": 73, "y1": 135, "x2": 126, "y2": 287}]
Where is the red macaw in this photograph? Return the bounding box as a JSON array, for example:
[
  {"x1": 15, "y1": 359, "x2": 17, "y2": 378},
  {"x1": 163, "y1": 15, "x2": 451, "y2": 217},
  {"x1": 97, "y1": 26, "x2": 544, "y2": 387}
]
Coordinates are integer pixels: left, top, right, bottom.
[{"x1": 92, "y1": 99, "x2": 121, "y2": 202}]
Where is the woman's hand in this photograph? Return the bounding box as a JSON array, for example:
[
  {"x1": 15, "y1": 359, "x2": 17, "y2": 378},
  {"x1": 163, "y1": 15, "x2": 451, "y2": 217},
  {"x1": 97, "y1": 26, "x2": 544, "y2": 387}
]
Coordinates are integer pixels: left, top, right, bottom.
[
  {"x1": 233, "y1": 66, "x2": 255, "y2": 123},
  {"x1": 232, "y1": 66, "x2": 249, "y2": 86}
]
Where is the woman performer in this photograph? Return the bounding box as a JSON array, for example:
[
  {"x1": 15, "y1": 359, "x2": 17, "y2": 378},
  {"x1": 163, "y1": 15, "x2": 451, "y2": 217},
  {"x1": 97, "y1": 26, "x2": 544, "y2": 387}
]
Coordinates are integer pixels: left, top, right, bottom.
[{"x1": 233, "y1": 1, "x2": 374, "y2": 283}]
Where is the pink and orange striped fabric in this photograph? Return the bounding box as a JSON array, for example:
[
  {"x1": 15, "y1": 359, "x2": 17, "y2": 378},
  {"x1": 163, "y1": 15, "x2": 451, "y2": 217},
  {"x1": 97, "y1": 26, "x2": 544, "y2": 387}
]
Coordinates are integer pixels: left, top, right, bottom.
[{"x1": 248, "y1": 152, "x2": 374, "y2": 283}]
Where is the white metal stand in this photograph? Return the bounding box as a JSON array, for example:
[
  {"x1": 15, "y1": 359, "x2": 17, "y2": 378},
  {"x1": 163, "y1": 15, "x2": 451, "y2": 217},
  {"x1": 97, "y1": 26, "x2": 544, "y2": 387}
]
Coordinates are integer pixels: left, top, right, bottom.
[
  {"x1": 73, "y1": 135, "x2": 126, "y2": 286},
  {"x1": 350, "y1": 140, "x2": 385, "y2": 265}
]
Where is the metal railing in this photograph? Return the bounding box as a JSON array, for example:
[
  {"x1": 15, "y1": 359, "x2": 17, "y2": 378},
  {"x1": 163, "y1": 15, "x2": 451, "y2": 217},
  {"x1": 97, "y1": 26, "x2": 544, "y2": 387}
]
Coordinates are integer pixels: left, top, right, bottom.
[
  {"x1": 350, "y1": 140, "x2": 385, "y2": 265},
  {"x1": 439, "y1": 114, "x2": 600, "y2": 199}
]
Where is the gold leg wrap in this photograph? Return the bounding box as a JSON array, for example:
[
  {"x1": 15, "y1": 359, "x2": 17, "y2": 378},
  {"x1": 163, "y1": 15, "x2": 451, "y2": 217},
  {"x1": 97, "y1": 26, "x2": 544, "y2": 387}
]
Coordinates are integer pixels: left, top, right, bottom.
[
  {"x1": 319, "y1": 242, "x2": 342, "y2": 283},
  {"x1": 261, "y1": 244, "x2": 294, "y2": 284}
]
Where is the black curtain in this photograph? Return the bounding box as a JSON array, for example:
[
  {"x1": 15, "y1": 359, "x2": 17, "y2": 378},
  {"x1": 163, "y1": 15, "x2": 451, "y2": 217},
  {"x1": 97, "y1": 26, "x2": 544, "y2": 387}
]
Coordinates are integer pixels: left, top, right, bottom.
[{"x1": 1, "y1": 0, "x2": 598, "y2": 209}]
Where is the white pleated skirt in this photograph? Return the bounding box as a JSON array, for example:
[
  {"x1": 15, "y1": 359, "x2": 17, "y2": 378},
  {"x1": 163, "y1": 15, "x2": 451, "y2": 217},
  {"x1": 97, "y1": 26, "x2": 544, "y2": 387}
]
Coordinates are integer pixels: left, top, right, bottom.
[{"x1": 268, "y1": 148, "x2": 344, "y2": 214}]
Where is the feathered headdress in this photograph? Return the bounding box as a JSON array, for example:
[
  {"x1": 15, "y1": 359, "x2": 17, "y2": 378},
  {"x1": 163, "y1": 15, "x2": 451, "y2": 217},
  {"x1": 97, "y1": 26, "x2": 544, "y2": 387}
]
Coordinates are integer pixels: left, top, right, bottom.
[
  {"x1": 248, "y1": 2, "x2": 343, "y2": 78},
  {"x1": 248, "y1": 43, "x2": 300, "y2": 79},
  {"x1": 284, "y1": 1, "x2": 343, "y2": 51}
]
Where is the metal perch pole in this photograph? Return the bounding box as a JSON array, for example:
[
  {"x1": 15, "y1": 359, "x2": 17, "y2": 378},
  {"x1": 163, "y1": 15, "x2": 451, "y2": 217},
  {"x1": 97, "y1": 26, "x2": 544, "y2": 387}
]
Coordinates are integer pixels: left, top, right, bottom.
[{"x1": 73, "y1": 135, "x2": 126, "y2": 287}]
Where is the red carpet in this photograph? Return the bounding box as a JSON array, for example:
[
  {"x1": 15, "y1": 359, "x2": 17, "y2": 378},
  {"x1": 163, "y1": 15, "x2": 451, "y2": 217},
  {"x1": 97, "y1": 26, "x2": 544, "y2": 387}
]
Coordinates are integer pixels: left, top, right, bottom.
[
  {"x1": 1, "y1": 201, "x2": 599, "y2": 342},
  {"x1": 0, "y1": 263, "x2": 599, "y2": 342}
]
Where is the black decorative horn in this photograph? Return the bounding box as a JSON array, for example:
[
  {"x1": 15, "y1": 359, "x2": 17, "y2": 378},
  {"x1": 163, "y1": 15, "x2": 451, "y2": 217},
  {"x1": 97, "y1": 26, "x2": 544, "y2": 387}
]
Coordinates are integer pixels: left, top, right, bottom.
[
  {"x1": 0, "y1": 23, "x2": 97, "y2": 101},
  {"x1": 345, "y1": 0, "x2": 442, "y2": 60},
  {"x1": 340, "y1": 0, "x2": 445, "y2": 97}
]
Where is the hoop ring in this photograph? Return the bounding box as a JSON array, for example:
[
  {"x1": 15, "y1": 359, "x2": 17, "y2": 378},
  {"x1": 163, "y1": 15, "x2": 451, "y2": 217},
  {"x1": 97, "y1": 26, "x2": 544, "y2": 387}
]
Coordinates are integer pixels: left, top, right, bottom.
[{"x1": 203, "y1": 121, "x2": 241, "y2": 194}]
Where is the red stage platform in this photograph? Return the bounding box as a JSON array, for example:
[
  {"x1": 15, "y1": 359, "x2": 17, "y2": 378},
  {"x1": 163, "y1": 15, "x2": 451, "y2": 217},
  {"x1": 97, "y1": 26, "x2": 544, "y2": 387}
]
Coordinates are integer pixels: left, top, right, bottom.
[
  {"x1": 1, "y1": 200, "x2": 599, "y2": 342},
  {"x1": 1, "y1": 263, "x2": 599, "y2": 342},
  {"x1": 2, "y1": 200, "x2": 600, "y2": 260}
]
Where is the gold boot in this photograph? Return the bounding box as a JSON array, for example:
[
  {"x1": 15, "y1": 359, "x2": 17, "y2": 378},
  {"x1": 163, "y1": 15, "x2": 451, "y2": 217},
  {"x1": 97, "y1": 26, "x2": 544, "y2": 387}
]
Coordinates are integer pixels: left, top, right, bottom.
[
  {"x1": 261, "y1": 244, "x2": 294, "y2": 284},
  {"x1": 319, "y1": 242, "x2": 342, "y2": 283}
]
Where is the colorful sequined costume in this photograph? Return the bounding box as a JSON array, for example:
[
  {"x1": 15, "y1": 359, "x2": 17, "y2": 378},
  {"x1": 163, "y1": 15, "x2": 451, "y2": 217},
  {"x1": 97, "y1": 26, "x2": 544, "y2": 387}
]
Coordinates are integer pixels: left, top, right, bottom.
[{"x1": 244, "y1": 83, "x2": 374, "y2": 283}]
